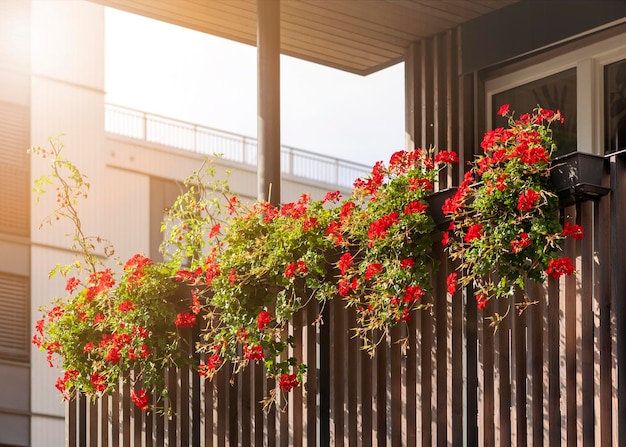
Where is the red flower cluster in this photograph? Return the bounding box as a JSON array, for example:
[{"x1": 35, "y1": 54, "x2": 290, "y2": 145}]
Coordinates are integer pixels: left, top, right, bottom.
[
  {"x1": 243, "y1": 344, "x2": 264, "y2": 361},
  {"x1": 279, "y1": 373, "x2": 299, "y2": 392},
  {"x1": 464, "y1": 224, "x2": 483, "y2": 243},
  {"x1": 198, "y1": 354, "x2": 222, "y2": 377},
  {"x1": 257, "y1": 310, "x2": 272, "y2": 331},
  {"x1": 510, "y1": 232, "x2": 532, "y2": 254},
  {"x1": 446, "y1": 272, "x2": 457, "y2": 295},
  {"x1": 563, "y1": 222, "x2": 585, "y2": 240},
  {"x1": 337, "y1": 252, "x2": 354, "y2": 275},
  {"x1": 434, "y1": 150, "x2": 459, "y2": 164},
  {"x1": 174, "y1": 312, "x2": 197, "y2": 328},
  {"x1": 402, "y1": 285, "x2": 424, "y2": 303},
  {"x1": 131, "y1": 389, "x2": 149, "y2": 411},
  {"x1": 546, "y1": 257, "x2": 575, "y2": 279},
  {"x1": 365, "y1": 263, "x2": 383, "y2": 280},
  {"x1": 517, "y1": 189, "x2": 540, "y2": 212},
  {"x1": 404, "y1": 201, "x2": 427, "y2": 214},
  {"x1": 338, "y1": 277, "x2": 358, "y2": 297},
  {"x1": 367, "y1": 212, "x2": 399, "y2": 246}
]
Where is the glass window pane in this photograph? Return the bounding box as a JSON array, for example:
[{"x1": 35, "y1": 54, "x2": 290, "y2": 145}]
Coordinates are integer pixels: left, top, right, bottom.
[
  {"x1": 605, "y1": 58, "x2": 626, "y2": 154},
  {"x1": 492, "y1": 68, "x2": 577, "y2": 156}
]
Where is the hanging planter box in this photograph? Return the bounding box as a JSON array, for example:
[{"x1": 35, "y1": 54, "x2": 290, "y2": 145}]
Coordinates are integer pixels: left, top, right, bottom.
[
  {"x1": 426, "y1": 187, "x2": 458, "y2": 230},
  {"x1": 550, "y1": 152, "x2": 610, "y2": 206}
]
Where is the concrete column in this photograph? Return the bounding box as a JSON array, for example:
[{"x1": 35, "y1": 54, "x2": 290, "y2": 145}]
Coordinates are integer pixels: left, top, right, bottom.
[{"x1": 257, "y1": 0, "x2": 280, "y2": 205}]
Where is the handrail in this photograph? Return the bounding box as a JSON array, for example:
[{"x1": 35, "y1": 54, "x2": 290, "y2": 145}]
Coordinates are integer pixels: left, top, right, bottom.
[{"x1": 104, "y1": 103, "x2": 371, "y2": 188}]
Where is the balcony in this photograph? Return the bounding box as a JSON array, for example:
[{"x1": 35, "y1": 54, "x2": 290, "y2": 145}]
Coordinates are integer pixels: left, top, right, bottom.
[{"x1": 105, "y1": 104, "x2": 371, "y2": 190}]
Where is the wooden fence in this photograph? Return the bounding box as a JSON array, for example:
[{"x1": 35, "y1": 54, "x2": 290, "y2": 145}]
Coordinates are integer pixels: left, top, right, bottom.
[{"x1": 67, "y1": 154, "x2": 624, "y2": 446}]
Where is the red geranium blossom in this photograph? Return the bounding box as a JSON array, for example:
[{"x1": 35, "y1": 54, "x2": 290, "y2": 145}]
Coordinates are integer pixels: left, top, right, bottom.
[
  {"x1": 365, "y1": 263, "x2": 383, "y2": 280},
  {"x1": 497, "y1": 104, "x2": 510, "y2": 116},
  {"x1": 517, "y1": 189, "x2": 540, "y2": 212},
  {"x1": 257, "y1": 310, "x2": 272, "y2": 331},
  {"x1": 337, "y1": 252, "x2": 354, "y2": 276},
  {"x1": 131, "y1": 389, "x2": 149, "y2": 411},
  {"x1": 174, "y1": 312, "x2": 197, "y2": 328},
  {"x1": 464, "y1": 224, "x2": 483, "y2": 243},
  {"x1": 243, "y1": 344, "x2": 264, "y2": 361},
  {"x1": 447, "y1": 272, "x2": 457, "y2": 295},
  {"x1": 563, "y1": 222, "x2": 585, "y2": 240},
  {"x1": 434, "y1": 150, "x2": 459, "y2": 164},
  {"x1": 279, "y1": 373, "x2": 299, "y2": 392},
  {"x1": 510, "y1": 232, "x2": 532, "y2": 253},
  {"x1": 546, "y1": 257, "x2": 575, "y2": 278}
]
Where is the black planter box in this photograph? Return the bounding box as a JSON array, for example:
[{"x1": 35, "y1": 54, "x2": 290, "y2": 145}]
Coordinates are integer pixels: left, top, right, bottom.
[
  {"x1": 426, "y1": 187, "x2": 458, "y2": 230},
  {"x1": 550, "y1": 152, "x2": 610, "y2": 206}
]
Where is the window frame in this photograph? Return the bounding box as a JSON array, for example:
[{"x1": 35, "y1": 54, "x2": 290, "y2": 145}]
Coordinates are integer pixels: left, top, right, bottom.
[{"x1": 484, "y1": 32, "x2": 626, "y2": 156}]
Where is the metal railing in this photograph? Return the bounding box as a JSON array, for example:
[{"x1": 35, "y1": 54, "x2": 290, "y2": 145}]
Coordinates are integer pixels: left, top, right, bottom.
[{"x1": 105, "y1": 104, "x2": 371, "y2": 188}]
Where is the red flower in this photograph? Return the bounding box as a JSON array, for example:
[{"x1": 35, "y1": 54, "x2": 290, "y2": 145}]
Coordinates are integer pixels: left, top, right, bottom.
[
  {"x1": 296, "y1": 261, "x2": 307, "y2": 274},
  {"x1": 441, "y1": 231, "x2": 450, "y2": 246},
  {"x1": 337, "y1": 252, "x2": 354, "y2": 276},
  {"x1": 563, "y1": 222, "x2": 585, "y2": 240},
  {"x1": 404, "y1": 201, "x2": 427, "y2": 214},
  {"x1": 326, "y1": 220, "x2": 343, "y2": 246},
  {"x1": 209, "y1": 223, "x2": 221, "y2": 239},
  {"x1": 517, "y1": 190, "x2": 540, "y2": 212},
  {"x1": 257, "y1": 310, "x2": 272, "y2": 331},
  {"x1": 93, "y1": 313, "x2": 105, "y2": 325},
  {"x1": 284, "y1": 262, "x2": 296, "y2": 278},
  {"x1": 510, "y1": 232, "x2": 532, "y2": 253},
  {"x1": 243, "y1": 344, "x2": 264, "y2": 361},
  {"x1": 279, "y1": 373, "x2": 299, "y2": 392},
  {"x1": 90, "y1": 372, "x2": 106, "y2": 392},
  {"x1": 464, "y1": 224, "x2": 483, "y2": 243},
  {"x1": 339, "y1": 201, "x2": 356, "y2": 223},
  {"x1": 497, "y1": 104, "x2": 510, "y2": 116},
  {"x1": 367, "y1": 212, "x2": 400, "y2": 245},
  {"x1": 118, "y1": 300, "x2": 135, "y2": 312},
  {"x1": 83, "y1": 342, "x2": 93, "y2": 354},
  {"x1": 174, "y1": 312, "x2": 197, "y2": 328},
  {"x1": 402, "y1": 285, "x2": 424, "y2": 303},
  {"x1": 199, "y1": 354, "x2": 222, "y2": 376},
  {"x1": 65, "y1": 277, "x2": 80, "y2": 294},
  {"x1": 106, "y1": 347, "x2": 121, "y2": 363},
  {"x1": 322, "y1": 190, "x2": 342, "y2": 203},
  {"x1": 476, "y1": 294, "x2": 487, "y2": 310},
  {"x1": 131, "y1": 389, "x2": 149, "y2": 411},
  {"x1": 228, "y1": 268, "x2": 237, "y2": 285},
  {"x1": 546, "y1": 257, "x2": 575, "y2": 279},
  {"x1": 447, "y1": 272, "x2": 457, "y2": 295},
  {"x1": 140, "y1": 344, "x2": 150, "y2": 358},
  {"x1": 434, "y1": 150, "x2": 459, "y2": 164},
  {"x1": 400, "y1": 258, "x2": 414, "y2": 269},
  {"x1": 365, "y1": 263, "x2": 383, "y2": 280}
]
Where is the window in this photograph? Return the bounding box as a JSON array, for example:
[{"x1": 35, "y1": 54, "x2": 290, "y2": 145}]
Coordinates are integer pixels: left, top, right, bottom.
[
  {"x1": 492, "y1": 69, "x2": 577, "y2": 156},
  {"x1": 486, "y1": 30, "x2": 626, "y2": 156},
  {"x1": 605, "y1": 58, "x2": 626, "y2": 153}
]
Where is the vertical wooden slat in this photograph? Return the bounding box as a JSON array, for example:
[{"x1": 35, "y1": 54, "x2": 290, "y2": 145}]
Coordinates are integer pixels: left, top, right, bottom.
[
  {"x1": 420, "y1": 307, "x2": 433, "y2": 445},
  {"x1": 609, "y1": 155, "x2": 626, "y2": 446},
  {"x1": 579, "y1": 200, "x2": 594, "y2": 446},
  {"x1": 421, "y1": 41, "x2": 435, "y2": 150},
  {"x1": 346, "y1": 307, "x2": 358, "y2": 446},
  {"x1": 513, "y1": 291, "x2": 527, "y2": 447},
  {"x1": 563, "y1": 207, "x2": 577, "y2": 447},
  {"x1": 330, "y1": 295, "x2": 344, "y2": 446},
  {"x1": 360, "y1": 333, "x2": 373, "y2": 447},
  {"x1": 435, "y1": 246, "x2": 447, "y2": 446},
  {"x1": 481, "y1": 300, "x2": 495, "y2": 447},
  {"x1": 390, "y1": 323, "x2": 402, "y2": 446},
  {"x1": 595, "y1": 187, "x2": 612, "y2": 446},
  {"x1": 529, "y1": 282, "x2": 544, "y2": 447},
  {"x1": 547, "y1": 275, "x2": 561, "y2": 446},
  {"x1": 304, "y1": 300, "x2": 318, "y2": 446},
  {"x1": 374, "y1": 335, "x2": 387, "y2": 446},
  {"x1": 496, "y1": 297, "x2": 511, "y2": 447}
]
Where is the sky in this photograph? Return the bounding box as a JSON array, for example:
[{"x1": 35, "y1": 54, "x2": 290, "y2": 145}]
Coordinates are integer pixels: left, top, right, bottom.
[{"x1": 104, "y1": 7, "x2": 405, "y2": 168}]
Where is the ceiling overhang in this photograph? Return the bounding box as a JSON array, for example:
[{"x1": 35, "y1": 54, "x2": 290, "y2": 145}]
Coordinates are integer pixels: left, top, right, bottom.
[{"x1": 88, "y1": 0, "x2": 519, "y2": 75}]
